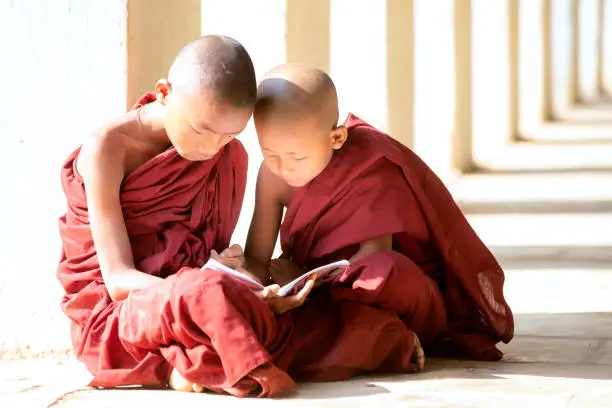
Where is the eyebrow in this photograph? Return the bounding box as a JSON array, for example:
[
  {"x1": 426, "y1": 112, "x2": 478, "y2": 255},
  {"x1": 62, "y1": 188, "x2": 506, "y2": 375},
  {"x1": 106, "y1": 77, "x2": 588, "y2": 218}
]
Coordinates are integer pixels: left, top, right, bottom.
[
  {"x1": 190, "y1": 121, "x2": 242, "y2": 137},
  {"x1": 263, "y1": 148, "x2": 304, "y2": 157}
]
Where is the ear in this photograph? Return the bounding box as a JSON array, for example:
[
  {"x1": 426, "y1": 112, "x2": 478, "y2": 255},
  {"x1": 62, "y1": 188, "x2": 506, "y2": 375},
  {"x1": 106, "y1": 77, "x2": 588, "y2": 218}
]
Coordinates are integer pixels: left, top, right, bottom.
[
  {"x1": 155, "y1": 79, "x2": 173, "y2": 105},
  {"x1": 329, "y1": 126, "x2": 348, "y2": 150}
]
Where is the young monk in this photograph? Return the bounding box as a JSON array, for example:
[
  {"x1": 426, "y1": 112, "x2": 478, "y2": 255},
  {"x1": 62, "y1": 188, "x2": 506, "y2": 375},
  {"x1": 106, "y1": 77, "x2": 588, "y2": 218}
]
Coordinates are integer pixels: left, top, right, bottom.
[
  {"x1": 57, "y1": 36, "x2": 312, "y2": 397},
  {"x1": 241, "y1": 63, "x2": 515, "y2": 368}
]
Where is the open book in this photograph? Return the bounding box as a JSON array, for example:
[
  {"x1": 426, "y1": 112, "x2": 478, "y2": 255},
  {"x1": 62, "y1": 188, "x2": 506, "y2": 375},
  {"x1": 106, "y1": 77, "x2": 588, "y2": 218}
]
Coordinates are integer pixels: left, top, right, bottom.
[{"x1": 201, "y1": 258, "x2": 350, "y2": 297}]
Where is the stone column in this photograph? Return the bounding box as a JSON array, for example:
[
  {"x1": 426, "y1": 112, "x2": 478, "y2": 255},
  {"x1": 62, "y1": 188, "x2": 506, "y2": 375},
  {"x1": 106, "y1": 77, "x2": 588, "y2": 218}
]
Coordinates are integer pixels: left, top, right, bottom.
[
  {"x1": 597, "y1": 0, "x2": 605, "y2": 94},
  {"x1": 453, "y1": 0, "x2": 473, "y2": 174},
  {"x1": 551, "y1": 0, "x2": 574, "y2": 118},
  {"x1": 386, "y1": 0, "x2": 414, "y2": 148},
  {"x1": 471, "y1": 0, "x2": 512, "y2": 168},
  {"x1": 509, "y1": 0, "x2": 520, "y2": 139},
  {"x1": 286, "y1": 0, "x2": 331, "y2": 72},
  {"x1": 126, "y1": 0, "x2": 201, "y2": 108},
  {"x1": 200, "y1": 0, "x2": 289, "y2": 247},
  {"x1": 518, "y1": 0, "x2": 552, "y2": 137},
  {"x1": 329, "y1": 0, "x2": 389, "y2": 133},
  {"x1": 576, "y1": 0, "x2": 601, "y2": 103},
  {"x1": 600, "y1": 0, "x2": 612, "y2": 94},
  {"x1": 412, "y1": 0, "x2": 459, "y2": 179}
]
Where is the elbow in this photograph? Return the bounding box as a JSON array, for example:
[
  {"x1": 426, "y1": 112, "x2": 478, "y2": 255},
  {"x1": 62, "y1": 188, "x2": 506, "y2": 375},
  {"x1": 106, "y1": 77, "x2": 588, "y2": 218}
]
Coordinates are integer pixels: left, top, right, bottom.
[
  {"x1": 106, "y1": 283, "x2": 126, "y2": 302},
  {"x1": 102, "y1": 271, "x2": 128, "y2": 302}
]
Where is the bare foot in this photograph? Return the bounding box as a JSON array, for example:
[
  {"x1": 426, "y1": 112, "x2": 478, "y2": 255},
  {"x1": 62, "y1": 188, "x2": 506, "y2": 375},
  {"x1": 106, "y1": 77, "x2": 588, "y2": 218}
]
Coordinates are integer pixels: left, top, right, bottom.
[
  {"x1": 412, "y1": 332, "x2": 426, "y2": 371},
  {"x1": 169, "y1": 368, "x2": 204, "y2": 393}
]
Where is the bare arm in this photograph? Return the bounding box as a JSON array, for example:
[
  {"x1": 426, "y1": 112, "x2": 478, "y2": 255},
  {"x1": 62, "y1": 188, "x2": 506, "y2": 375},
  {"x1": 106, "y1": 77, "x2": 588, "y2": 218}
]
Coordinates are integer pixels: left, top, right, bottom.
[
  {"x1": 79, "y1": 134, "x2": 162, "y2": 301},
  {"x1": 244, "y1": 163, "x2": 286, "y2": 284}
]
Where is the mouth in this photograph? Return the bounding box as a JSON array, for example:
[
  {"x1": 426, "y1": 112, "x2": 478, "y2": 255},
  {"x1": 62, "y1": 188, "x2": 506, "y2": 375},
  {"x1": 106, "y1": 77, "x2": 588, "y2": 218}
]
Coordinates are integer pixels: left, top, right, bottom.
[{"x1": 285, "y1": 179, "x2": 303, "y2": 187}]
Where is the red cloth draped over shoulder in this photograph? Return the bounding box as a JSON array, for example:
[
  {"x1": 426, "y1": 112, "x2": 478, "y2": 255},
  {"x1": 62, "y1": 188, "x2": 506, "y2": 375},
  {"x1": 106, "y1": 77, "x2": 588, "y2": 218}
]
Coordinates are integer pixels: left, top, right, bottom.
[
  {"x1": 56, "y1": 93, "x2": 248, "y2": 387},
  {"x1": 280, "y1": 114, "x2": 514, "y2": 360}
]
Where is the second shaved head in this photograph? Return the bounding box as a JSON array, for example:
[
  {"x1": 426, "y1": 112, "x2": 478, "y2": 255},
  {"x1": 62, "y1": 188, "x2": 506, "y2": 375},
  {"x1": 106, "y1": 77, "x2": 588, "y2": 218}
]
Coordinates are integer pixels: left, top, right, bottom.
[
  {"x1": 254, "y1": 64, "x2": 347, "y2": 187},
  {"x1": 255, "y1": 64, "x2": 339, "y2": 130}
]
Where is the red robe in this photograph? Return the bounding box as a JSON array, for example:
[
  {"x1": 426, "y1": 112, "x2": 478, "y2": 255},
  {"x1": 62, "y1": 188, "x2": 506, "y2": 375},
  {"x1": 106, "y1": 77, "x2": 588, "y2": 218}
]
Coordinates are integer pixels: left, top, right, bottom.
[
  {"x1": 56, "y1": 94, "x2": 294, "y2": 391},
  {"x1": 280, "y1": 114, "x2": 514, "y2": 361}
]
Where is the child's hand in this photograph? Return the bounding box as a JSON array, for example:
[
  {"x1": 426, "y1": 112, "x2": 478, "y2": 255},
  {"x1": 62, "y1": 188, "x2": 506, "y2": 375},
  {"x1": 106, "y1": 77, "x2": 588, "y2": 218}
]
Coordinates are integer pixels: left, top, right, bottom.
[
  {"x1": 210, "y1": 244, "x2": 245, "y2": 270},
  {"x1": 269, "y1": 258, "x2": 305, "y2": 286},
  {"x1": 256, "y1": 276, "x2": 316, "y2": 314}
]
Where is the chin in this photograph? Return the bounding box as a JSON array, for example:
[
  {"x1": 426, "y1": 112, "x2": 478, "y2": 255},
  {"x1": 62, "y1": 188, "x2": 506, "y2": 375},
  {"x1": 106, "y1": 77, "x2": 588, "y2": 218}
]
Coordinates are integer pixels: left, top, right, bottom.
[{"x1": 285, "y1": 178, "x2": 309, "y2": 188}]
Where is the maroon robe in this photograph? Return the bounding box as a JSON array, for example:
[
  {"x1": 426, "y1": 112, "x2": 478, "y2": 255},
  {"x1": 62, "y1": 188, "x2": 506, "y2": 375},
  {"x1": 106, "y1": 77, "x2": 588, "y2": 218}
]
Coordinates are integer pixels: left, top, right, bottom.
[
  {"x1": 56, "y1": 94, "x2": 294, "y2": 392},
  {"x1": 280, "y1": 114, "x2": 514, "y2": 361}
]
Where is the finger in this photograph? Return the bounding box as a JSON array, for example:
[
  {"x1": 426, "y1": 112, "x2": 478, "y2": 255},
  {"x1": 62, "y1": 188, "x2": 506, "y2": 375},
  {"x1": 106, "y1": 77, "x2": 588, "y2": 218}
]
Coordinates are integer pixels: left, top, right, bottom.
[
  {"x1": 259, "y1": 284, "x2": 281, "y2": 299},
  {"x1": 210, "y1": 249, "x2": 219, "y2": 259},
  {"x1": 295, "y1": 279, "x2": 315, "y2": 303},
  {"x1": 222, "y1": 244, "x2": 243, "y2": 258}
]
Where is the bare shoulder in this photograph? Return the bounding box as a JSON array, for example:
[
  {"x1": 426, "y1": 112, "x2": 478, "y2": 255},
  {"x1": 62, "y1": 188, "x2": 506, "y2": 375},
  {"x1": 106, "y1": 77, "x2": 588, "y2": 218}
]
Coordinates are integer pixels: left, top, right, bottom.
[
  {"x1": 77, "y1": 121, "x2": 129, "y2": 183},
  {"x1": 77, "y1": 112, "x2": 158, "y2": 182},
  {"x1": 257, "y1": 162, "x2": 296, "y2": 207}
]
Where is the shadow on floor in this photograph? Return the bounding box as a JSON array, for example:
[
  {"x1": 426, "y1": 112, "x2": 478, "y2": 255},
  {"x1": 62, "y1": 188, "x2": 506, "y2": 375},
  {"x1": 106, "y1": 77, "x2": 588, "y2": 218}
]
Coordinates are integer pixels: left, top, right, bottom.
[{"x1": 490, "y1": 245, "x2": 612, "y2": 269}]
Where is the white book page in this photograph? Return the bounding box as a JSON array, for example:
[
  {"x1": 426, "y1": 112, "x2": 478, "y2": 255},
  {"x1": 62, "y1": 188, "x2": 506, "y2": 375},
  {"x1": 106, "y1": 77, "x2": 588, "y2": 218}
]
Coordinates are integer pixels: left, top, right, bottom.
[
  {"x1": 277, "y1": 260, "x2": 350, "y2": 297},
  {"x1": 201, "y1": 258, "x2": 265, "y2": 288}
]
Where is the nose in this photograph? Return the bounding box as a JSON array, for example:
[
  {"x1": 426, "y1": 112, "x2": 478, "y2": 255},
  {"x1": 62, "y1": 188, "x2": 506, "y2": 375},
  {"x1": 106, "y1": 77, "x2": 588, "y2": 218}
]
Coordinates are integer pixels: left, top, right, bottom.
[{"x1": 280, "y1": 159, "x2": 295, "y2": 178}]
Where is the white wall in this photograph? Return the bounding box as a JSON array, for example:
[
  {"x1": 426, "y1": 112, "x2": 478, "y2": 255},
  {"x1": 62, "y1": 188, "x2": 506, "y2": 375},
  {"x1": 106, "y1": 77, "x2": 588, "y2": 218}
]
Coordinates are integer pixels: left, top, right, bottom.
[{"x1": 0, "y1": 0, "x2": 128, "y2": 356}]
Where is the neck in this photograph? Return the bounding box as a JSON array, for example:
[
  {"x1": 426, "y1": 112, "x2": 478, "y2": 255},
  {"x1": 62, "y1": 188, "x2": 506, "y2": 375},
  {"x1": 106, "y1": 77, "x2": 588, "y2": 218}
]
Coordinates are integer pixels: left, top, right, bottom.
[{"x1": 137, "y1": 101, "x2": 169, "y2": 144}]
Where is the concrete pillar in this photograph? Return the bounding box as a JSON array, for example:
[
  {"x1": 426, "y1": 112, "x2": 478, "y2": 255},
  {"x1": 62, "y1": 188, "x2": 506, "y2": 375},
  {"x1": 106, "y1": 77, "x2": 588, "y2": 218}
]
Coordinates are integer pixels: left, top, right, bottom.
[
  {"x1": 286, "y1": 0, "x2": 330, "y2": 72},
  {"x1": 200, "y1": 0, "x2": 289, "y2": 247},
  {"x1": 508, "y1": 0, "x2": 520, "y2": 139},
  {"x1": 576, "y1": 0, "x2": 601, "y2": 102},
  {"x1": 597, "y1": 0, "x2": 605, "y2": 93},
  {"x1": 386, "y1": 0, "x2": 414, "y2": 148},
  {"x1": 201, "y1": 0, "x2": 288, "y2": 83},
  {"x1": 412, "y1": 0, "x2": 458, "y2": 179},
  {"x1": 126, "y1": 0, "x2": 201, "y2": 109},
  {"x1": 518, "y1": 0, "x2": 551, "y2": 137},
  {"x1": 571, "y1": 0, "x2": 580, "y2": 104},
  {"x1": 453, "y1": 0, "x2": 473, "y2": 173},
  {"x1": 330, "y1": 0, "x2": 388, "y2": 133},
  {"x1": 551, "y1": 0, "x2": 574, "y2": 119},
  {"x1": 602, "y1": 0, "x2": 612, "y2": 93},
  {"x1": 471, "y1": 0, "x2": 512, "y2": 167}
]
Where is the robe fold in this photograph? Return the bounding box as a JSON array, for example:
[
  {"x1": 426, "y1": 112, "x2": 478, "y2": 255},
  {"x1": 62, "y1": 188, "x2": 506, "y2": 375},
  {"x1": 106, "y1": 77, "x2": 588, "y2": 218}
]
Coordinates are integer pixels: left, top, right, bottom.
[
  {"x1": 280, "y1": 114, "x2": 514, "y2": 361},
  {"x1": 56, "y1": 94, "x2": 288, "y2": 390}
]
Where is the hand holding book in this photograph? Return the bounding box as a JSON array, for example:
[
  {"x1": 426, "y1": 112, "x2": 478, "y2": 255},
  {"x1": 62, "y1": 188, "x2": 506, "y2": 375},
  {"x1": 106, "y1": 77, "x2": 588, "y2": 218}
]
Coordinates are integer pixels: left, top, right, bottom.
[{"x1": 202, "y1": 258, "x2": 350, "y2": 305}]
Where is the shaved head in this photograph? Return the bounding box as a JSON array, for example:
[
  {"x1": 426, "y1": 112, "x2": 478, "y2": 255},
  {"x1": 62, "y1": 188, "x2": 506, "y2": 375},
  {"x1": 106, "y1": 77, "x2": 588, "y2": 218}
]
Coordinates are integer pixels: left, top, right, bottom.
[
  {"x1": 253, "y1": 64, "x2": 347, "y2": 187},
  {"x1": 255, "y1": 64, "x2": 339, "y2": 129},
  {"x1": 168, "y1": 35, "x2": 256, "y2": 108},
  {"x1": 157, "y1": 35, "x2": 255, "y2": 162}
]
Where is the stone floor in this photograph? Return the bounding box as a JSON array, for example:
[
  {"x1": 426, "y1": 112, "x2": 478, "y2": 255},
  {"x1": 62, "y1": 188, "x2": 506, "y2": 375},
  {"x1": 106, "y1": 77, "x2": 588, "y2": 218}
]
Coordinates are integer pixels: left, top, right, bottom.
[{"x1": 2, "y1": 104, "x2": 612, "y2": 406}]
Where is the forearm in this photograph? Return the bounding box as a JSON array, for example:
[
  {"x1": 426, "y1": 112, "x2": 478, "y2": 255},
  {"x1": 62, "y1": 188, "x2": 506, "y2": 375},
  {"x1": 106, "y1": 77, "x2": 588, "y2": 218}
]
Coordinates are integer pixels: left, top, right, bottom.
[{"x1": 103, "y1": 268, "x2": 163, "y2": 302}]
